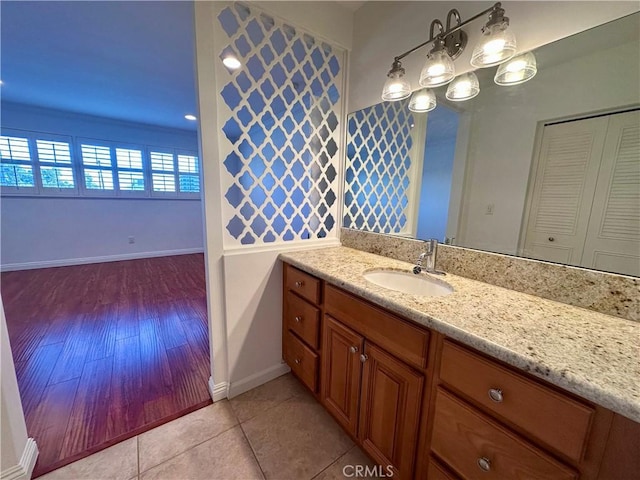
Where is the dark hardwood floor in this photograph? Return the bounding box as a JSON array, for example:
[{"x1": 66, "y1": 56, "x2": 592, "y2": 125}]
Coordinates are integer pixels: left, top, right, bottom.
[{"x1": 1, "y1": 254, "x2": 211, "y2": 477}]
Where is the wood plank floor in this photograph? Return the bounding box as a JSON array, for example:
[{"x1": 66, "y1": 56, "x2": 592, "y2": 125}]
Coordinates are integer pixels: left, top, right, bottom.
[{"x1": 1, "y1": 254, "x2": 211, "y2": 478}]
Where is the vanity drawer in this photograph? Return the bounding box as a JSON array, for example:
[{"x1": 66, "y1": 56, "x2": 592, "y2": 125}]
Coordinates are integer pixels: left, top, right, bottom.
[
  {"x1": 439, "y1": 341, "x2": 593, "y2": 462},
  {"x1": 325, "y1": 285, "x2": 429, "y2": 369},
  {"x1": 284, "y1": 292, "x2": 320, "y2": 350},
  {"x1": 284, "y1": 330, "x2": 318, "y2": 393},
  {"x1": 285, "y1": 264, "x2": 321, "y2": 305},
  {"x1": 431, "y1": 388, "x2": 577, "y2": 480},
  {"x1": 427, "y1": 459, "x2": 458, "y2": 480}
]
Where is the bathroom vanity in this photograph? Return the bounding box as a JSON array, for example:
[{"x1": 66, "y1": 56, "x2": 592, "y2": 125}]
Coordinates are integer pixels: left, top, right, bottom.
[{"x1": 280, "y1": 247, "x2": 639, "y2": 480}]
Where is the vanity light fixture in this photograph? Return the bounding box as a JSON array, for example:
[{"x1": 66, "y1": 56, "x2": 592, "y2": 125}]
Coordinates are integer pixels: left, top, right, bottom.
[
  {"x1": 409, "y1": 88, "x2": 437, "y2": 112},
  {"x1": 446, "y1": 72, "x2": 480, "y2": 101},
  {"x1": 381, "y1": 2, "x2": 526, "y2": 103},
  {"x1": 381, "y1": 59, "x2": 412, "y2": 101},
  {"x1": 494, "y1": 51, "x2": 537, "y2": 85}
]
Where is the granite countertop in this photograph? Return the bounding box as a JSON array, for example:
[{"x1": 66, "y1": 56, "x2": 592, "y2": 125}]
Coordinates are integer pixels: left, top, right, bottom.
[{"x1": 280, "y1": 246, "x2": 640, "y2": 423}]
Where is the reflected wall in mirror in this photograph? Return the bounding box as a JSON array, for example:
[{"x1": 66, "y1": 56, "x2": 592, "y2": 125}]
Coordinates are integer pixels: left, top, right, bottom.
[{"x1": 343, "y1": 12, "x2": 640, "y2": 277}]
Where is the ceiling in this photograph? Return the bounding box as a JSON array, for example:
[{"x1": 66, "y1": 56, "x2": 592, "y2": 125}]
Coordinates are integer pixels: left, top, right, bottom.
[{"x1": 1, "y1": 1, "x2": 198, "y2": 131}]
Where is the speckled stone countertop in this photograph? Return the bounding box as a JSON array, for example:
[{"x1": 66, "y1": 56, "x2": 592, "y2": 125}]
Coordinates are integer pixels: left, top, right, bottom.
[{"x1": 280, "y1": 246, "x2": 640, "y2": 423}]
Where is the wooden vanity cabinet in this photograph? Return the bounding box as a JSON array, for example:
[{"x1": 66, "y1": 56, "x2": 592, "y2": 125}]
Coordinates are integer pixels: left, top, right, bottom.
[{"x1": 281, "y1": 262, "x2": 640, "y2": 480}]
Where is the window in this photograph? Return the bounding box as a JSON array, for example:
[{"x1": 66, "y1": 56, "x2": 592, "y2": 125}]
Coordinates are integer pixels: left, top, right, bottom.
[
  {"x1": 0, "y1": 135, "x2": 36, "y2": 190},
  {"x1": 1, "y1": 129, "x2": 200, "y2": 199},
  {"x1": 81, "y1": 144, "x2": 114, "y2": 190},
  {"x1": 178, "y1": 154, "x2": 200, "y2": 193},
  {"x1": 36, "y1": 139, "x2": 75, "y2": 189},
  {"x1": 150, "y1": 151, "x2": 176, "y2": 192},
  {"x1": 116, "y1": 148, "x2": 144, "y2": 191}
]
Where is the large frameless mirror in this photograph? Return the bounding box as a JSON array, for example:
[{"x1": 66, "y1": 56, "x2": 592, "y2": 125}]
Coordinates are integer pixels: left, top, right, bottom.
[{"x1": 343, "y1": 12, "x2": 640, "y2": 277}]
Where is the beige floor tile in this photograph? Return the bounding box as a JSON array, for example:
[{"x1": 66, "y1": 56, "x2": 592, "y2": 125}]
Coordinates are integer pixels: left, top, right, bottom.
[
  {"x1": 140, "y1": 426, "x2": 263, "y2": 480},
  {"x1": 38, "y1": 437, "x2": 138, "y2": 480},
  {"x1": 313, "y1": 446, "x2": 388, "y2": 480},
  {"x1": 242, "y1": 390, "x2": 354, "y2": 480},
  {"x1": 230, "y1": 373, "x2": 306, "y2": 423},
  {"x1": 138, "y1": 401, "x2": 238, "y2": 473}
]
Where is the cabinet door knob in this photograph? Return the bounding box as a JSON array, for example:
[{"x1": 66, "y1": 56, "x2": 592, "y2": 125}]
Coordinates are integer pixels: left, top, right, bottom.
[
  {"x1": 359, "y1": 354, "x2": 368, "y2": 363},
  {"x1": 349, "y1": 346, "x2": 359, "y2": 354},
  {"x1": 294, "y1": 358, "x2": 301, "y2": 365},
  {"x1": 477, "y1": 457, "x2": 491, "y2": 472},
  {"x1": 548, "y1": 237, "x2": 555, "y2": 242},
  {"x1": 488, "y1": 388, "x2": 504, "y2": 403},
  {"x1": 295, "y1": 280, "x2": 304, "y2": 287},
  {"x1": 294, "y1": 316, "x2": 302, "y2": 323}
]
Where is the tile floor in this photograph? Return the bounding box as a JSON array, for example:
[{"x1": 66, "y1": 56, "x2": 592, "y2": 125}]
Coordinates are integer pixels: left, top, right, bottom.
[{"x1": 39, "y1": 373, "x2": 379, "y2": 480}]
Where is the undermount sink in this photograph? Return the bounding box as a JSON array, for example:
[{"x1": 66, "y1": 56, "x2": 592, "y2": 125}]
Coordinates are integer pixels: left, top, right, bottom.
[{"x1": 363, "y1": 269, "x2": 454, "y2": 297}]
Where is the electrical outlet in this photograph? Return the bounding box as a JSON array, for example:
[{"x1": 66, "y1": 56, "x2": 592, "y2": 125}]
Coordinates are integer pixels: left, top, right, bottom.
[
  {"x1": 128, "y1": 236, "x2": 135, "y2": 244},
  {"x1": 485, "y1": 204, "x2": 495, "y2": 215}
]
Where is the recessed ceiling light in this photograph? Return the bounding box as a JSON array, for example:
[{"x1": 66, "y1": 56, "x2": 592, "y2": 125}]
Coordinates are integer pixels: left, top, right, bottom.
[
  {"x1": 184, "y1": 114, "x2": 197, "y2": 121},
  {"x1": 222, "y1": 56, "x2": 242, "y2": 70}
]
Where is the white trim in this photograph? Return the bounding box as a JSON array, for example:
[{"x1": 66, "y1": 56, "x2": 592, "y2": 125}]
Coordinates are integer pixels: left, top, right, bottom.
[
  {"x1": 223, "y1": 238, "x2": 341, "y2": 256},
  {"x1": 208, "y1": 376, "x2": 229, "y2": 402},
  {"x1": 0, "y1": 438, "x2": 38, "y2": 480},
  {"x1": 227, "y1": 362, "x2": 291, "y2": 399},
  {"x1": 0, "y1": 248, "x2": 204, "y2": 272}
]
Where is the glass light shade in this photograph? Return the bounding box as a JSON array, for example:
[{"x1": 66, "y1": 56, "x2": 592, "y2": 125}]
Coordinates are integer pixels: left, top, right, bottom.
[
  {"x1": 445, "y1": 72, "x2": 480, "y2": 101},
  {"x1": 408, "y1": 89, "x2": 436, "y2": 112},
  {"x1": 381, "y1": 71, "x2": 411, "y2": 101},
  {"x1": 419, "y1": 50, "x2": 455, "y2": 87},
  {"x1": 471, "y1": 21, "x2": 516, "y2": 67},
  {"x1": 494, "y1": 52, "x2": 537, "y2": 85}
]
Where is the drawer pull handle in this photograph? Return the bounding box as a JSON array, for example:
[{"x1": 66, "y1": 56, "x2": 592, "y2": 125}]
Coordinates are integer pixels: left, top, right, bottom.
[
  {"x1": 349, "y1": 346, "x2": 359, "y2": 354},
  {"x1": 294, "y1": 358, "x2": 301, "y2": 365},
  {"x1": 477, "y1": 457, "x2": 491, "y2": 472},
  {"x1": 294, "y1": 316, "x2": 302, "y2": 323},
  {"x1": 360, "y1": 354, "x2": 368, "y2": 363},
  {"x1": 488, "y1": 388, "x2": 504, "y2": 403},
  {"x1": 295, "y1": 280, "x2": 304, "y2": 288}
]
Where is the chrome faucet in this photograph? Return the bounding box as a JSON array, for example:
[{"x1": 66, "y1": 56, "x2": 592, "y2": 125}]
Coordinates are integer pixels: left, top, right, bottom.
[{"x1": 413, "y1": 239, "x2": 440, "y2": 275}]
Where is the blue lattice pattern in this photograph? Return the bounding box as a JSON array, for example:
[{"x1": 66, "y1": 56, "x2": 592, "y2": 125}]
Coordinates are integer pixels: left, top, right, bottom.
[
  {"x1": 343, "y1": 100, "x2": 414, "y2": 233},
  {"x1": 217, "y1": 2, "x2": 343, "y2": 245}
]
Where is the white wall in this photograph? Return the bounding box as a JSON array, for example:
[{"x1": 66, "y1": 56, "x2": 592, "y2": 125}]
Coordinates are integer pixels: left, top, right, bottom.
[
  {"x1": 195, "y1": 0, "x2": 352, "y2": 399},
  {"x1": 349, "y1": 1, "x2": 639, "y2": 112},
  {"x1": 457, "y1": 39, "x2": 640, "y2": 254},
  {"x1": 0, "y1": 103, "x2": 204, "y2": 269},
  {"x1": 1, "y1": 298, "x2": 36, "y2": 478}
]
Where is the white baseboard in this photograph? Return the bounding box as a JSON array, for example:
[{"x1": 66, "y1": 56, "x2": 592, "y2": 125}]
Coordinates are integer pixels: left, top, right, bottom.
[
  {"x1": 208, "y1": 376, "x2": 229, "y2": 402},
  {"x1": 227, "y1": 362, "x2": 291, "y2": 399},
  {"x1": 0, "y1": 248, "x2": 205, "y2": 272},
  {"x1": 0, "y1": 438, "x2": 38, "y2": 480}
]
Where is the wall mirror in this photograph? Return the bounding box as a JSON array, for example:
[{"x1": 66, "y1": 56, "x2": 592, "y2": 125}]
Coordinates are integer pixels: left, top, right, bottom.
[{"x1": 343, "y1": 12, "x2": 640, "y2": 277}]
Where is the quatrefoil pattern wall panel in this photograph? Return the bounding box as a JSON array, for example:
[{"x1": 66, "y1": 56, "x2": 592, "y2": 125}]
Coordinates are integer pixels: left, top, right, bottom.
[
  {"x1": 343, "y1": 100, "x2": 415, "y2": 234},
  {"x1": 215, "y1": 2, "x2": 345, "y2": 246}
]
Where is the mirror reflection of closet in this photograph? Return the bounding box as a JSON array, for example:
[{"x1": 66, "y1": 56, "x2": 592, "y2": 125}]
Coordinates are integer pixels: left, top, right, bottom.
[{"x1": 521, "y1": 109, "x2": 640, "y2": 277}]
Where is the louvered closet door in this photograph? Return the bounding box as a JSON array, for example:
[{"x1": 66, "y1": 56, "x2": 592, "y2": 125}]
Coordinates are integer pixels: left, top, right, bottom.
[
  {"x1": 523, "y1": 117, "x2": 608, "y2": 264},
  {"x1": 581, "y1": 111, "x2": 640, "y2": 276}
]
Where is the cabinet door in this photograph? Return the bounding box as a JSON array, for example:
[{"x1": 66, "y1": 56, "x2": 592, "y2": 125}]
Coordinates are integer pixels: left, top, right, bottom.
[
  {"x1": 321, "y1": 315, "x2": 364, "y2": 437},
  {"x1": 359, "y1": 342, "x2": 424, "y2": 480}
]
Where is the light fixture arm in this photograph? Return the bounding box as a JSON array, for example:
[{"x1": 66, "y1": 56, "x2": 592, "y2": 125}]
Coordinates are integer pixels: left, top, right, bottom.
[{"x1": 394, "y1": 2, "x2": 502, "y2": 62}]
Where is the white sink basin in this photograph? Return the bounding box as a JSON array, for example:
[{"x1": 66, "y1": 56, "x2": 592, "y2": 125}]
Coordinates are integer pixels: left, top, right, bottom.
[{"x1": 363, "y1": 269, "x2": 454, "y2": 297}]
